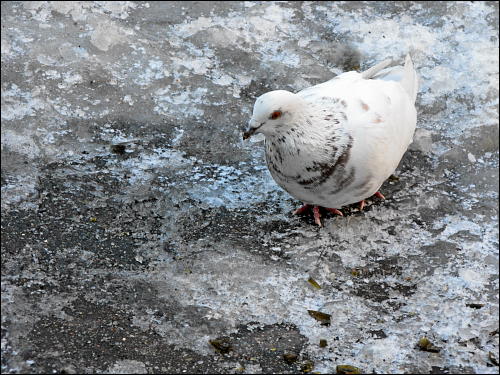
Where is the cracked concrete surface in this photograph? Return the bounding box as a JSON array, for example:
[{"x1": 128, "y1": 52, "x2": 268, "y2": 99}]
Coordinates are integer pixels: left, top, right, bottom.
[{"x1": 1, "y1": 1, "x2": 499, "y2": 374}]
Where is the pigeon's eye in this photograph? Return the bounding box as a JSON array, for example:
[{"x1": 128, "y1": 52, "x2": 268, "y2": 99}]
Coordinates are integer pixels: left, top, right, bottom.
[{"x1": 270, "y1": 110, "x2": 282, "y2": 120}]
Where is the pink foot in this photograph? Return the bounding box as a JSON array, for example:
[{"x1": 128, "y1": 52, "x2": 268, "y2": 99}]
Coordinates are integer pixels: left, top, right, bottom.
[
  {"x1": 325, "y1": 207, "x2": 344, "y2": 216},
  {"x1": 293, "y1": 204, "x2": 343, "y2": 227},
  {"x1": 312, "y1": 206, "x2": 322, "y2": 227},
  {"x1": 357, "y1": 191, "x2": 385, "y2": 211},
  {"x1": 359, "y1": 200, "x2": 366, "y2": 211},
  {"x1": 293, "y1": 204, "x2": 312, "y2": 215}
]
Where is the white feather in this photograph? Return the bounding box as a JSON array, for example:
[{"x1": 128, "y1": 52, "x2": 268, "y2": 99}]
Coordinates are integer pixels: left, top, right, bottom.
[{"x1": 247, "y1": 56, "x2": 418, "y2": 209}]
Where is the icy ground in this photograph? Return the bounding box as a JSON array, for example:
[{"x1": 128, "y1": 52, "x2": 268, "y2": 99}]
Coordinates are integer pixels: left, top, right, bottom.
[{"x1": 1, "y1": 1, "x2": 499, "y2": 374}]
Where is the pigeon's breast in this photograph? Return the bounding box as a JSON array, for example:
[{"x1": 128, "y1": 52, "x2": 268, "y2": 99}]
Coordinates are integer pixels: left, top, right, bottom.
[{"x1": 264, "y1": 130, "x2": 370, "y2": 207}]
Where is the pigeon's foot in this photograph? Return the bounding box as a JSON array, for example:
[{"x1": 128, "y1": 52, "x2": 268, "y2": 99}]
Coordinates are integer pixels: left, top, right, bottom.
[
  {"x1": 293, "y1": 204, "x2": 313, "y2": 216},
  {"x1": 324, "y1": 207, "x2": 344, "y2": 216},
  {"x1": 358, "y1": 200, "x2": 366, "y2": 211},
  {"x1": 293, "y1": 204, "x2": 343, "y2": 227},
  {"x1": 358, "y1": 191, "x2": 386, "y2": 211}
]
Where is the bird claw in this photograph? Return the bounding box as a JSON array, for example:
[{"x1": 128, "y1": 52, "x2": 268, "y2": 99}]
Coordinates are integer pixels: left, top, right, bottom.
[
  {"x1": 293, "y1": 204, "x2": 343, "y2": 227},
  {"x1": 312, "y1": 206, "x2": 322, "y2": 227},
  {"x1": 325, "y1": 207, "x2": 344, "y2": 216},
  {"x1": 358, "y1": 200, "x2": 366, "y2": 211},
  {"x1": 295, "y1": 191, "x2": 385, "y2": 225},
  {"x1": 358, "y1": 191, "x2": 385, "y2": 211},
  {"x1": 293, "y1": 204, "x2": 312, "y2": 215}
]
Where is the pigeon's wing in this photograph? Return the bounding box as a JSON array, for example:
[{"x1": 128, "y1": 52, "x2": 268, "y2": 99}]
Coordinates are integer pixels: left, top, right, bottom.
[
  {"x1": 297, "y1": 72, "x2": 359, "y2": 99},
  {"x1": 297, "y1": 59, "x2": 391, "y2": 99},
  {"x1": 369, "y1": 55, "x2": 418, "y2": 103},
  {"x1": 299, "y1": 56, "x2": 418, "y2": 181},
  {"x1": 298, "y1": 55, "x2": 417, "y2": 104},
  {"x1": 361, "y1": 59, "x2": 393, "y2": 79}
]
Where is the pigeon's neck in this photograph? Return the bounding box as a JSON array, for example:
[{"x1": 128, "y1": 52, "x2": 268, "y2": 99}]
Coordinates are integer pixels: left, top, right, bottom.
[{"x1": 268, "y1": 105, "x2": 342, "y2": 145}]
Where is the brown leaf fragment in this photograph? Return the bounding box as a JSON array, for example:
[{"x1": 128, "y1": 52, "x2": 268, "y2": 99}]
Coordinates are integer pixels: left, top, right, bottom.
[
  {"x1": 283, "y1": 353, "x2": 298, "y2": 364},
  {"x1": 417, "y1": 337, "x2": 441, "y2": 353},
  {"x1": 209, "y1": 336, "x2": 233, "y2": 354},
  {"x1": 350, "y1": 269, "x2": 361, "y2": 277},
  {"x1": 488, "y1": 351, "x2": 499, "y2": 366},
  {"x1": 336, "y1": 364, "x2": 362, "y2": 374},
  {"x1": 307, "y1": 310, "x2": 331, "y2": 326},
  {"x1": 111, "y1": 144, "x2": 126, "y2": 154},
  {"x1": 307, "y1": 277, "x2": 321, "y2": 289},
  {"x1": 301, "y1": 360, "x2": 314, "y2": 373}
]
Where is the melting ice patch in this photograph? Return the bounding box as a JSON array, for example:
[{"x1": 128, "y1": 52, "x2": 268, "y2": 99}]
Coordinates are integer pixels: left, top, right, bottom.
[
  {"x1": 111, "y1": 144, "x2": 291, "y2": 213},
  {"x1": 43, "y1": 70, "x2": 61, "y2": 79},
  {"x1": 1, "y1": 84, "x2": 45, "y2": 121},
  {"x1": 117, "y1": 148, "x2": 192, "y2": 185},
  {"x1": 169, "y1": 53, "x2": 213, "y2": 77},
  {"x1": 263, "y1": 48, "x2": 301, "y2": 68},
  {"x1": 1, "y1": 129, "x2": 40, "y2": 159},
  {"x1": 96, "y1": 1, "x2": 138, "y2": 20},
  {"x1": 134, "y1": 59, "x2": 165, "y2": 86},
  {"x1": 22, "y1": 1, "x2": 53, "y2": 23},
  {"x1": 57, "y1": 72, "x2": 83, "y2": 89},
  {"x1": 154, "y1": 86, "x2": 207, "y2": 117},
  {"x1": 458, "y1": 269, "x2": 489, "y2": 290},
  {"x1": 171, "y1": 127, "x2": 184, "y2": 145},
  {"x1": 123, "y1": 95, "x2": 134, "y2": 106},
  {"x1": 169, "y1": 16, "x2": 215, "y2": 38},
  {"x1": 186, "y1": 163, "x2": 289, "y2": 212},
  {"x1": 432, "y1": 215, "x2": 482, "y2": 239},
  {"x1": 89, "y1": 17, "x2": 134, "y2": 52},
  {"x1": 168, "y1": 4, "x2": 303, "y2": 68}
]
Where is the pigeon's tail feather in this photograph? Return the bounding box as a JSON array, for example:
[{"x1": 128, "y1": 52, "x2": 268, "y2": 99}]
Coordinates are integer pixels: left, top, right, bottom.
[
  {"x1": 369, "y1": 55, "x2": 418, "y2": 103},
  {"x1": 400, "y1": 54, "x2": 418, "y2": 103},
  {"x1": 361, "y1": 59, "x2": 392, "y2": 79}
]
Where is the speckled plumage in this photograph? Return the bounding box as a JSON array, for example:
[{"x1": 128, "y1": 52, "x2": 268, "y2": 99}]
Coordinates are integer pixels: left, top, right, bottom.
[{"x1": 244, "y1": 55, "x2": 418, "y2": 215}]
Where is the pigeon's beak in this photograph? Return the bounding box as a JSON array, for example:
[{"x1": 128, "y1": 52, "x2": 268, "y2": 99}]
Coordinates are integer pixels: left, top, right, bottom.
[
  {"x1": 243, "y1": 120, "x2": 263, "y2": 140},
  {"x1": 242, "y1": 127, "x2": 256, "y2": 140}
]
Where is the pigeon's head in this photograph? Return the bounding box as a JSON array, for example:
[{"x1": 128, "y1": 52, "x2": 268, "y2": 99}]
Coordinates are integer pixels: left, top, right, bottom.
[{"x1": 243, "y1": 90, "x2": 304, "y2": 139}]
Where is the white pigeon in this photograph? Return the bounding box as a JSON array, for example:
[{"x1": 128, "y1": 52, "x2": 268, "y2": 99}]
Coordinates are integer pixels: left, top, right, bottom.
[{"x1": 243, "y1": 55, "x2": 418, "y2": 226}]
